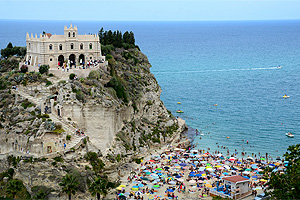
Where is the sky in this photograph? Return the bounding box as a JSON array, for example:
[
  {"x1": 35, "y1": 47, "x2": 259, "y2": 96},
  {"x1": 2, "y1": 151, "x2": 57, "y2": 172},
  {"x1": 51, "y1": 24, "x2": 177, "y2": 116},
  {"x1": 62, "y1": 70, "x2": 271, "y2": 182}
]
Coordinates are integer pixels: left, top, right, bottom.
[{"x1": 0, "y1": 0, "x2": 300, "y2": 21}]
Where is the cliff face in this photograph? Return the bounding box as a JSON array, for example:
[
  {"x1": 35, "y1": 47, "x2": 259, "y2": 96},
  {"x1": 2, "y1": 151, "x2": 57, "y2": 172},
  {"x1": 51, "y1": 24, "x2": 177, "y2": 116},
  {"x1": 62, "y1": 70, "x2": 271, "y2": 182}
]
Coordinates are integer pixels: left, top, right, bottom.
[
  {"x1": 57, "y1": 47, "x2": 186, "y2": 158},
  {"x1": 0, "y1": 48, "x2": 187, "y2": 199}
]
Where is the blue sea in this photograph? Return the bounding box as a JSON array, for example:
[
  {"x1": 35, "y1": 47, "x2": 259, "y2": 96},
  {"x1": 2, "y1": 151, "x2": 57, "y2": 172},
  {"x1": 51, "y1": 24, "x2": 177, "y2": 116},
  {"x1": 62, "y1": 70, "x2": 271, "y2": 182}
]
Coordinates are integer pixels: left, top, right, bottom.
[{"x1": 1, "y1": 20, "x2": 300, "y2": 159}]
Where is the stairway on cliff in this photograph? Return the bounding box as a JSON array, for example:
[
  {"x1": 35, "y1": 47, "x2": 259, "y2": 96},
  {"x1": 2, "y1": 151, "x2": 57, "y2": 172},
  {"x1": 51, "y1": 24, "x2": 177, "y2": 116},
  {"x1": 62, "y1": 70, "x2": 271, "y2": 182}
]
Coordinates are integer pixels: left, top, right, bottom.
[{"x1": 15, "y1": 85, "x2": 85, "y2": 154}]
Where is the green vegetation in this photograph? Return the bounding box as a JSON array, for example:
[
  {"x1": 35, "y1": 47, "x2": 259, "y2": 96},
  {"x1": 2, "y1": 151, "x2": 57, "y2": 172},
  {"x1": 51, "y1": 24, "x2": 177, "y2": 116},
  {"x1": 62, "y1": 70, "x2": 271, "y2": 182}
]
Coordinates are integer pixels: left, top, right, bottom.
[
  {"x1": 66, "y1": 135, "x2": 71, "y2": 140},
  {"x1": 31, "y1": 185, "x2": 52, "y2": 200},
  {"x1": 89, "y1": 176, "x2": 109, "y2": 200},
  {"x1": 69, "y1": 73, "x2": 76, "y2": 80},
  {"x1": 1, "y1": 42, "x2": 26, "y2": 58},
  {"x1": 105, "y1": 75, "x2": 128, "y2": 103},
  {"x1": 99, "y1": 28, "x2": 136, "y2": 50},
  {"x1": 85, "y1": 152, "x2": 105, "y2": 174},
  {"x1": 5, "y1": 179, "x2": 30, "y2": 199},
  {"x1": 53, "y1": 156, "x2": 64, "y2": 162},
  {"x1": 88, "y1": 70, "x2": 101, "y2": 80},
  {"x1": 59, "y1": 174, "x2": 79, "y2": 200},
  {"x1": 266, "y1": 144, "x2": 300, "y2": 199},
  {"x1": 39, "y1": 65, "x2": 49, "y2": 74}
]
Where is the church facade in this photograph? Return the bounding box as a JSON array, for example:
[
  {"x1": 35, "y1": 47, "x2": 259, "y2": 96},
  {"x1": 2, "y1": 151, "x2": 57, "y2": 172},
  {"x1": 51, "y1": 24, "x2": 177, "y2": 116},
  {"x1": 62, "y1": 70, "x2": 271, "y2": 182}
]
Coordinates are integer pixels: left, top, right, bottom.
[{"x1": 26, "y1": 24, "x2": 105, "y2": 67}]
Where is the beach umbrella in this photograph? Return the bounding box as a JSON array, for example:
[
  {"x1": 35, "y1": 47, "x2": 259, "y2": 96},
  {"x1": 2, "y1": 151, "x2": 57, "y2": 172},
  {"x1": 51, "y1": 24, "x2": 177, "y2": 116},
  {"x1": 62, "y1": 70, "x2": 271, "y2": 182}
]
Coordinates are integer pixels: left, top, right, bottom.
[
  {"x1": 132, "y1": 187, "x2": 139, "y2": 191},
  {"x1": 198, "y1": 180, "x2": 204, "y2": 183},
  {"x1": 260, "y1": 179, "x2": 267, "y2": 182},
  {"x1": 206, "y1": 163, "x2": 211, "y2": 166},
  {"x1": 245, "y1": 168, "x2": 252, "y2": 171},
  {"x1": 169, "y1": 181, "x2": 177, "y2": 185},
  {"x1": 141, "y1": 177, "x2": 149, "y2": 180},
  {"x1": 175, "y1": 175, "x2": 181, "y2": 178},
  {"x1": 275, "y1": 162, "x2": 280, "y2": 166},
  {"x1": 180, "y1": 163, "x2": 187, "y2": 167},
  {"x1": 205, "y1": 183, "x2": 212, "y2": 188},
  {"x1": 145, "y1": 172, "x2": 151, "y2": 175},
  {"x1": 199, "y1": 167, "x2": 206, "y2": 171},
  {"x1": 260, "y1": 158, "x2": 266, "y2": 160},
  {"x1": 189, "y1": 180, "x2": 196, "y2": 183},
  {"x1": 153, "y1": 185, "x2": 160, "y2": 188},
  {"x1": 237, "y1": 161, "x2": 242, "y2": 164},
  {"x1": 138, "y1": 184, "x2": 144, "y2": 187},
  {"x1": 223, "y1": 172, "x2": 229, "y2": 175},
  {"x1": 116, "y1": 187, "x2": 123, "y2": 190},
  {"x1": 156, "y1": 168, "x2": 163, "y2": 170},
  {"x1": 141, "y1": 166, "x2": 146, "y2": 169},
  {"x1": 243, "y1": 176, "x2": 250, "y2": 179},
  {"x1": 201, "y1": 174, "x2": 207, "y2": 176},
  {"x1": 252, "y1": 176, "x2": 258, "y2": 179},
  {"x1": 218, "y1": 167, "x2": 225, "y2": 170},
  {"x1": 229, "y1": 157, "x2": 235, "y2": 161},
  {"x1": 167, "y1": 188, "x2": 174, "y2": 192},
  {"x1": 132, "y1": 186, "x2": 139, "y2": 188},
  {"x1": 200, "y1": 161, "x2": 207, "y2": 164},
  {"x1": 224, "y1": 165, "x2": 230, "y2": 170}
]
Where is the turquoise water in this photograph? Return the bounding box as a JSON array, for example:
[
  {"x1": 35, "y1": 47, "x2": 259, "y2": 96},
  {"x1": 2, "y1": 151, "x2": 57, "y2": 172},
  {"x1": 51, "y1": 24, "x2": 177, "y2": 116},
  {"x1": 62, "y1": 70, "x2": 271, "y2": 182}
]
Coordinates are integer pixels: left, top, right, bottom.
[{"x1": 1, "y1": 20, "x2": 300, "y2": 158}]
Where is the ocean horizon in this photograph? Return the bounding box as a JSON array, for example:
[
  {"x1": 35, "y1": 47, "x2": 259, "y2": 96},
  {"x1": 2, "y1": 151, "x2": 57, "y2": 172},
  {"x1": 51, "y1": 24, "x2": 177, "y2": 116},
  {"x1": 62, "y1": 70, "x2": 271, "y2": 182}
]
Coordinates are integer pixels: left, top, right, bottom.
[{"x1": 1, "y1": 19, "x2": 300, "y2": 159}]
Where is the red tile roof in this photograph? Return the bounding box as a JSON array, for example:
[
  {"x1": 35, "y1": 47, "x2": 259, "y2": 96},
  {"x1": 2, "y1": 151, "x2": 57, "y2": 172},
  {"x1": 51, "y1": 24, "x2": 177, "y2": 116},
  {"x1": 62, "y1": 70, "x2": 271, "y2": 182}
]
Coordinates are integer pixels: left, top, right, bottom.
[
  {"x1": 222, "y1": 176, "x2": 250, "y2": 183},
  {"x1": 46, "y1": 33, "x2": 52, "y2": 38}
]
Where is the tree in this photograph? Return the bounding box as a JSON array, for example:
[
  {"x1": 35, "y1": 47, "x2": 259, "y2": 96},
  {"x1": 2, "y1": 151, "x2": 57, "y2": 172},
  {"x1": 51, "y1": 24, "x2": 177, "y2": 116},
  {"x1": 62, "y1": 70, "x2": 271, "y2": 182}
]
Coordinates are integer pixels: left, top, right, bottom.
[
  {"x1": 6, "y1": 179, "x2": 23, "y2": 199},
  {"x1": 98, "y1": 27, "x2": 104, "y2": 42},
  {"x1": 89, "y1": 176, "x2": 108, "y2": 200},
  {"x1": 59, "y1": 174, "x2": 79, "y2": 200},
  {"x1": 266, "y1": 144, "x2": 300, "y2": 199}
]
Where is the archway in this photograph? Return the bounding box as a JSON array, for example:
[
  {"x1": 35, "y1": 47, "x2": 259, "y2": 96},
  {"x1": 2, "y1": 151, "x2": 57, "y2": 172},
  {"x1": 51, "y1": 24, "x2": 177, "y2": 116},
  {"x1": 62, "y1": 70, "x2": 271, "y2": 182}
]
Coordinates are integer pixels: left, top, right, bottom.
[
  {"x1": 58, "y1": 55, "x2": 64, "y2": 66},
  {"x1": 69, "y1": 54, "x2": 75, "y2": 67},
  {"x1": 79, "y1": 54, "x2": 85, "y2": 66}
]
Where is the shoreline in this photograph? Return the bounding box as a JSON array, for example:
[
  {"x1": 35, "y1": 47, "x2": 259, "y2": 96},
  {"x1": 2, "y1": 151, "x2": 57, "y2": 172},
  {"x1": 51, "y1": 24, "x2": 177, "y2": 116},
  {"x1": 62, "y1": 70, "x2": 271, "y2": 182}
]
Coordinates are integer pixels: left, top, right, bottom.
[
  {"x1": 107, "y1": 120, "x2": 275, "y2": 200},
  {"x1": 187, "y1": 126, "x2": 285, "y2": 161}
]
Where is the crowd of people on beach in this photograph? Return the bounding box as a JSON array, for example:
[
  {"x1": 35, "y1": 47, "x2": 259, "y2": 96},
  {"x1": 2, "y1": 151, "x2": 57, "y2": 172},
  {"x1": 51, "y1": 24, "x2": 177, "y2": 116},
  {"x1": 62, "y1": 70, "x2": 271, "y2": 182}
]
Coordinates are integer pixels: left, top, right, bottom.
[{"x1": 114, "y1": 139, "x2": 286, "y2": 200}]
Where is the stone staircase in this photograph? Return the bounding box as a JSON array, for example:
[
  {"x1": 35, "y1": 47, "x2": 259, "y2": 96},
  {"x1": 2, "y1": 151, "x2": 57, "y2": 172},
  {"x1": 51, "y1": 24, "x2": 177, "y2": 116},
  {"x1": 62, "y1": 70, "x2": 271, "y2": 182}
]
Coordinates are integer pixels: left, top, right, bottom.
[{"x1": 15, "y1": 85, "x2": 86, "y2": 155}]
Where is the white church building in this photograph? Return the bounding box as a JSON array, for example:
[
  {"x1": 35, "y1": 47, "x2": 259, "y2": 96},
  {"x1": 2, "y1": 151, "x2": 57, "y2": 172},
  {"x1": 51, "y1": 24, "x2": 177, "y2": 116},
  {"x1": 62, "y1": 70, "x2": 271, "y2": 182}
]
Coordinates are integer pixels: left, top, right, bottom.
[{"x1": 26, "y1": 24, "x2": 105, "y2": 68}]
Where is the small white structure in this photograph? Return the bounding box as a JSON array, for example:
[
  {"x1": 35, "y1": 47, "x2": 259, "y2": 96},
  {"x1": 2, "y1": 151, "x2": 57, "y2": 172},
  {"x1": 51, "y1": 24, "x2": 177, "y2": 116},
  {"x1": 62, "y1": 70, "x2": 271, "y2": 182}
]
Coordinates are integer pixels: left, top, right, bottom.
[
  {"x1": 222, "y1": 175, "x2": 250, "y2": 199},
  {"x1": 26, "y1": 24, "x2": 105, "y2": 68}
]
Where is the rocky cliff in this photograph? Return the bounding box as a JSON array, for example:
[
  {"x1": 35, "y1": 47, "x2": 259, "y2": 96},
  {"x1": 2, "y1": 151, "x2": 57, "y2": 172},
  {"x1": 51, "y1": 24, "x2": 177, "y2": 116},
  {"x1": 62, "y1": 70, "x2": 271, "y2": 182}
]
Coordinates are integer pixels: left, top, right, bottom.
[{"x1": 0, "y1": 48, "x2": 187, "y2": 199}]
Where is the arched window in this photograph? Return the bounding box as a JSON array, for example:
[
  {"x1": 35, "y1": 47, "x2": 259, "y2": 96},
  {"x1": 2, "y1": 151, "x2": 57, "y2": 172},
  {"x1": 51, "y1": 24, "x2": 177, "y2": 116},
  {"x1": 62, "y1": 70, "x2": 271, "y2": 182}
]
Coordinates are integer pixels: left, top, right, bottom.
[
  {"x1": 89, "y1": 43, "x2": 92, "y2": 49},
  {"x1": 49, "y1": 44, "x2": 53, "y2": 50},
  {"x1": 59, "y1": 44, "x2": 62, "y2": 51},
  {"x1": 70, "y1": 43, "x2": 74, "y2": 50},
  {"x1": 28, "y1": 43, "x2": 31, "y2": 50},
  {"x1": 73, "y1": 32, "x2": 75, "y2": 37},
  {"x1": 68, "y1": 32, "x2": 70, "y2": 37},
  {"x1": 80, "y1": 43, "x2": 83, "y2": 50}
]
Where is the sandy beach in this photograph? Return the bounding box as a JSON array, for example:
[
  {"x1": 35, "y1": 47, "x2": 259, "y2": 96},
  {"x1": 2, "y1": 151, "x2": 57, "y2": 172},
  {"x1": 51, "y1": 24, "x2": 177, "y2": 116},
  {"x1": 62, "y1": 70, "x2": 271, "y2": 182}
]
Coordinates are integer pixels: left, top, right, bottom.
[{"x1": 107, "y1": 119, "x2": 282, "y2": 200}]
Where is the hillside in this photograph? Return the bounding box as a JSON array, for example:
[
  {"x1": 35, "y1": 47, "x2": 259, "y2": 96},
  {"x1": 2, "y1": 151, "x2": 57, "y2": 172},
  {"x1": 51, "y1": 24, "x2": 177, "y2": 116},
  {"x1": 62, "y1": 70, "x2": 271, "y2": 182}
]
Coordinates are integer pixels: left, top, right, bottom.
[{"x1": 0, "y1": 46, "x2": 187, "y2": 199}]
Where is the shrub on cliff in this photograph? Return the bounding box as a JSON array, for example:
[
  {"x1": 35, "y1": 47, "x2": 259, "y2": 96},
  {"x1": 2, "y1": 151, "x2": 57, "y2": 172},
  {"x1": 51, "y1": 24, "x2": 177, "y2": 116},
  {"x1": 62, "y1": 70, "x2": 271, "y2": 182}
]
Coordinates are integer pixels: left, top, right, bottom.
[
  {"x1": 69, "y1": 73, "x2": 76, "y2": 80},
  {"x1": 88, "y1": 70, "x2": 100, "y2": 80},
  {"x1": 20, "y1": 65, "x2": 28, "y2": 73},
  {"x1": 39, "y1": 65, "x2": 49, "y2": 74},
  {"x1": 105, "y1": 76, "x2": 128, "y2": 103}
]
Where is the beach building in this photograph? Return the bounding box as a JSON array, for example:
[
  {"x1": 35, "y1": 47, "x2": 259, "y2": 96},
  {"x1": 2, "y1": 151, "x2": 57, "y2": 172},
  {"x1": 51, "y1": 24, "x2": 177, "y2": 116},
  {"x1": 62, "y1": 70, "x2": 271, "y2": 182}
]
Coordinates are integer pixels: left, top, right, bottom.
[
  {"x1": 25, "y1": 24, "x2": 105, "y2": 68},
  {"x1": 210, "y1": 175, "x2": 251, "y2": 199}
]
